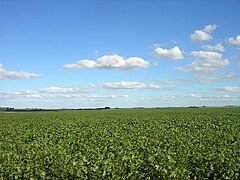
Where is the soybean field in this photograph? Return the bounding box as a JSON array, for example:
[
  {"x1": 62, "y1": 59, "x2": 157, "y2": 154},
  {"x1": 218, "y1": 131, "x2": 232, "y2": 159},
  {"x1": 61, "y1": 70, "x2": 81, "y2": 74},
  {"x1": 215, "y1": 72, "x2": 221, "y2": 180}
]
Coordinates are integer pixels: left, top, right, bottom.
[{"x1": 0, "y1": 108, "x2": 240, "y2": 179}]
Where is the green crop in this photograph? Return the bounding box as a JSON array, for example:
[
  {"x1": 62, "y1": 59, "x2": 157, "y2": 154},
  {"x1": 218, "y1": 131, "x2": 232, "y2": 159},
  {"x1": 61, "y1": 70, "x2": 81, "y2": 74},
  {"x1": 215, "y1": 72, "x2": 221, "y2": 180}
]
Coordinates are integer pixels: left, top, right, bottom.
[{"x1": 0, "y1": 108, "x2": 240, "y2": 179}]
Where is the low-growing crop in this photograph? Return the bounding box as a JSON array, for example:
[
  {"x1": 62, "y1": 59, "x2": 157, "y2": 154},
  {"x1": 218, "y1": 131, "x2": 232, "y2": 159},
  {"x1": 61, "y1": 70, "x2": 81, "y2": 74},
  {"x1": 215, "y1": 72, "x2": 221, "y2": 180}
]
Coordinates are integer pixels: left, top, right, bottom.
[{"x1": 0, "y1": 108, "x2": 240, "y2": 179}]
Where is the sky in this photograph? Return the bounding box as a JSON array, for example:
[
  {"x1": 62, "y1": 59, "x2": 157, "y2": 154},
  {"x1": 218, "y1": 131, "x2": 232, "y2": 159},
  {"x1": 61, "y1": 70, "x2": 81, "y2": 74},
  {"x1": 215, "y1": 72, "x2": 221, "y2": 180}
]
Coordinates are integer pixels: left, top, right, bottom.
[{"x1": 0, "y1": 0, "x2": 240, "y2": 109}]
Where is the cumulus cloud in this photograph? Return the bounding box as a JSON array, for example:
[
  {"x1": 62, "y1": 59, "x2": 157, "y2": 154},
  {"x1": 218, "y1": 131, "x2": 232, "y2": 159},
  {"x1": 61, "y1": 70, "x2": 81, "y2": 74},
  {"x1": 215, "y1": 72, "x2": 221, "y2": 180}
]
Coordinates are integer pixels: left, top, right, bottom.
[
  {"x1": 0, "y1": 63, "x2": 39, "y2": 80},
  {"x1": 227, "y1": 35, "x2": 240, "y2": 49},
  {"x1": 217, "y1": 86, "x2": 240, "y2": 92},
  {"x1": 191, "y1": 30, "x2": 212, "y2": 42},
  {"x1": 0, "y1": 85, "x2": 130, "y2": 108},
  {"x1": 202, "y1": 43, "x2": 225, "y2": 52},
  {"x1": 84, "y1": 94, "x2": 129, "y2": 103},
  {"x1": 42, "y1": 87, "x2": 88, "y2": 93},
  {"x1": 188, "y1": 93, "x2": 239, "y2": 101},
  {"x1": 0, "y1": 86, "x2": 91, "y2": 102},
  {"x1": 176, "y1": 51, "x2": 229, "y2": 73},
  {"x1": 190, "y1": 51, "x2": 222, "y2": 60},
  {"x1": 176, "y1": 60, "x2": 228, "y2": 73},
  {"x1": 160, "y1": 80, "x2": 192, "y2": 85},
  {"x1": 0, "y1": 90, "x2": 38, "y2": 96},
  {"x1": 195, "y1": 73, "x2": 240, "y2": 83},
  {"x1": 148, "y1": 84, "x2": 161, "y2": 89},
  {"x1": 188, "y1": 94, "x2": 234, "y2": 99},
  {"x1": 155, "y1": 95, "x2": 176, "y2": 101},
  {"x1": 62, "y1": 55, "x2": 149, "y2": 70},
  {"x1": 85, "y1": 94, "x2": 129, "y2": 99},
  {"x1": 102, "y1": 81, "x2": 146, "y2": 89},
  {"x1": 140, "y1": 95, "x2": 176, "y2": 103},
  {"x1": 191, "y1": 24, "x2": 217, "y2": 42},
  {"x1": 25, "y1": 94, "x2": 42, "y2": 98},
  {"x1": 99, "y1": 81, "x2": 163, "y2": 90},
  {"x1": 152, "y1": 46, "x2": 183, "y2": 60}
]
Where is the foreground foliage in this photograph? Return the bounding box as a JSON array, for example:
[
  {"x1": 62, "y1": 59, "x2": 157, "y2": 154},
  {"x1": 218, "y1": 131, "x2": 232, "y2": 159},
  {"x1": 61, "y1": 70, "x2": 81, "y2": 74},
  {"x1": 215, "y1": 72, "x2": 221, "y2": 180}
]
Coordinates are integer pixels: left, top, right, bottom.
[{"x1": 0, "y1": 108, "x2": 240, "y2": 179}]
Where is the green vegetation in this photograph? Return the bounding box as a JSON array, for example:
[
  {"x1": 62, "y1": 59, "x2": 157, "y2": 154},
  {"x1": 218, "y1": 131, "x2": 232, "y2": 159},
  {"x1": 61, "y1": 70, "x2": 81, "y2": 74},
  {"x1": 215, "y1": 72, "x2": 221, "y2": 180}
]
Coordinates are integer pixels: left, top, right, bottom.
[{"x1": 0, "y1": 108, "x2": 240, "y2": 179}]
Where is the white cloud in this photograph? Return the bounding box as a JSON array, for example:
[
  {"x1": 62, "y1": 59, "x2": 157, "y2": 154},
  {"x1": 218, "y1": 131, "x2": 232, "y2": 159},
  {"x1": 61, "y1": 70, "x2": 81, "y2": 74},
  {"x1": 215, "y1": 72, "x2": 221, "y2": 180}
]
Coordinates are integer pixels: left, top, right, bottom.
[
  {"x1": 227, "y1": 35, "x2": 240, "y2": 49},
  {"x1": 140, "y1": 95, "x2": 176, "y2": 102},
  {"x1": 0, "y1": 90, "x2": 38, "y2": 96},
  {"x1": 25, "y1": 94, "x2": 42, "y2": 98},
  {"x1": 160, "y1": 80, "x2": 192, "y2": 85},
  {"x1": 188, "y1": 94, "x2": 236, "y2": 99},
  {"x1": 203, "y1": 24, "x2": 217, "y2": 33},
  {"x1": 0, "y1": 63, "x2": 39, "y2": 80},
  {"x1": 100, "y1": 81, "x2": 163, "y2": 90},
  {"x1": 202, "y1": 43, "x2": 225, "y2": 52},
  {"x1": 190, "y1": 51, "x2": 222, "y2": 59},
  {"x1": 155, "y1": 95, "x2": 176, "y2": 101},
  {"x1": 148, "y1": 84, "x2": 161, "y2": 89},
  {"x1": 195, "y1": 73, "x2": 240, "y2": 83},
  {"x1": 218, "y1": 86, "x2": 240, "y2": 92},
  {"x1": 85, "y1": 94, "x2": 129, "y2": 99},
  {"x1": 0, "y1": 86, "x2": 91, "y2": 101},
  {"x1": 191, "y1": 24, "x2": 217, "y2": 42},
  {"x1": 176, "y1": 51, "x2": 229, "y2": 73},
  {"x1": 84, "y1": 94, "x2": 129, "y2": 103},
  {"x1": 42, "y1": 87, "x2": 88, "y2": 93},
  {"x1": 102, "y1": 81, "x2": 146, "y2": 89},
  {"x1": 176, "y1": 59, "x2": 228, "y2": 73},
  {"x1": 152, "y1": 46, "x2": 183, "y2": 60},
  {"x1": 1, "y1": 84, "x2": 146, "y2": 103},
  {"x1": 0, "y1": 86, "x2": 130, "y2": 108},
  {"x1": 191, "y1": 30, "x2": 212, "y2": 42},
  {"x1": 188, "y1": 93, "x2": 239, "y2": 101},
  {"x1": 62, "y1": 55, "x2": 149, "y2": 70}
]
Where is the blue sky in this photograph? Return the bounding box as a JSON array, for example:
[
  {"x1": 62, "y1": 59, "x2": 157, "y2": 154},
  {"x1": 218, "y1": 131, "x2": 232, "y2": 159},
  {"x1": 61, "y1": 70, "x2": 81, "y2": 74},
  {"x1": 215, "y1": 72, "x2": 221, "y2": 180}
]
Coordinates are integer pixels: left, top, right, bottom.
[{"x1": 0, "y1": 0, "x2": 240, "y2": 108}]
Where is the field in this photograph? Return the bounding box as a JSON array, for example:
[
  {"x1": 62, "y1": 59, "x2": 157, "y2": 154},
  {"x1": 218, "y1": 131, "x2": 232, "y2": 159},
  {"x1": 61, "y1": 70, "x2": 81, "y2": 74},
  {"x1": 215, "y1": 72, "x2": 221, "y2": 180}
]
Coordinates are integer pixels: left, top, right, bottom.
[{"x1": 0, "y1": 108, "x2": 240, "y2": 179}]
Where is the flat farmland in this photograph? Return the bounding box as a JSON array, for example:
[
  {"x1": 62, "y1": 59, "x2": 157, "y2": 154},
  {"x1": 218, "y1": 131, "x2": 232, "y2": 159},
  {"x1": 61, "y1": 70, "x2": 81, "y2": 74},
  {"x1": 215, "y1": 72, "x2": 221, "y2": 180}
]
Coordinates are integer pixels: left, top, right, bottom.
[{"x1": 0, "y1": 108, "x2": 240, "y2": 179}]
